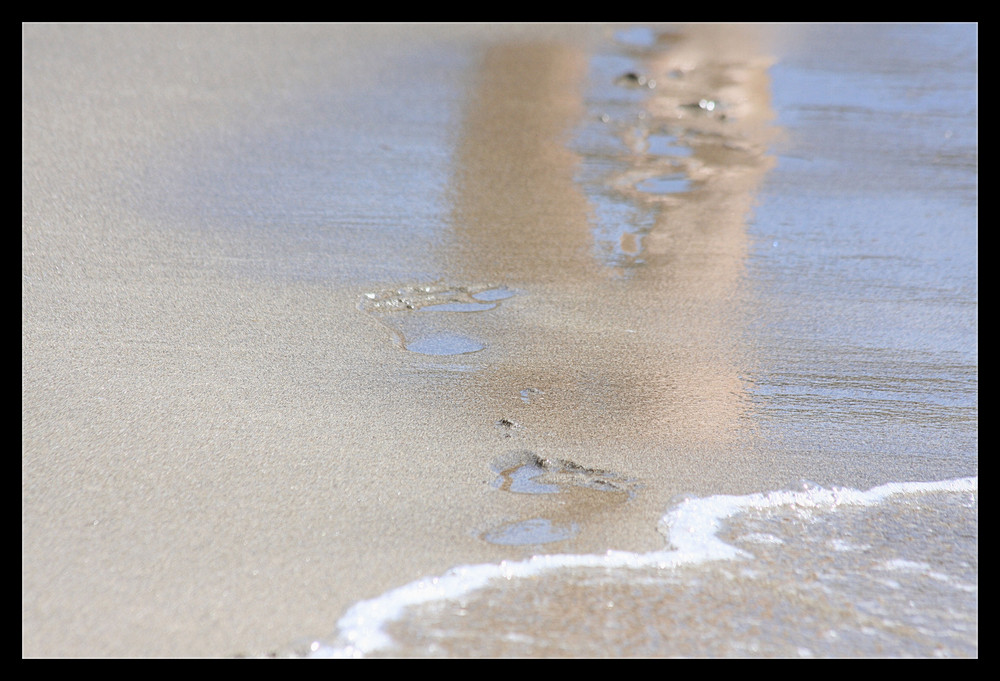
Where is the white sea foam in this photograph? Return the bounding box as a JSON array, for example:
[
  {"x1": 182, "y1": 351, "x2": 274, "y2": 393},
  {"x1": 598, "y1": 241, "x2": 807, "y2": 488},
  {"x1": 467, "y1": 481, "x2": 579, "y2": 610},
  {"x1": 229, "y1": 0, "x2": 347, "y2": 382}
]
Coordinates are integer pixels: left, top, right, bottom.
[{"x1": 309, "y1": 476, "x2": 977, "y2": 658}]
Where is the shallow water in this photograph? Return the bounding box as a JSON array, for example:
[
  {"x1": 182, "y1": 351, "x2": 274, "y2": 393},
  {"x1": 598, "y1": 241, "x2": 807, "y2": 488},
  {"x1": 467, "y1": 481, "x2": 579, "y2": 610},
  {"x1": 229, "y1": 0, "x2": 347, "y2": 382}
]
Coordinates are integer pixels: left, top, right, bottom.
[
  {"x1": 745, "y1": 24, "x2": 978, "y2": 478},
  {"x1": 309, "y1": 478, "x2": 976, "y2": 658}
]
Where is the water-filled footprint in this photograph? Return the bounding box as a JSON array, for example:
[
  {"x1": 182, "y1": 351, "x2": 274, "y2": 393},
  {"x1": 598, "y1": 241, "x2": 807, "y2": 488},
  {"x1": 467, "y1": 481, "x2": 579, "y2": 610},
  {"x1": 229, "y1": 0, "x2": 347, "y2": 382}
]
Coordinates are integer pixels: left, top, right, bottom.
[
  {"x1": 360, "y1": 282, "x2": 515, "y2": 358},
  {"x1": 482, "y1": 518, "x2": 579, "y2": 546},
  {"x1": 481, "y1": 450, "x2": 639, "y2": 547}
]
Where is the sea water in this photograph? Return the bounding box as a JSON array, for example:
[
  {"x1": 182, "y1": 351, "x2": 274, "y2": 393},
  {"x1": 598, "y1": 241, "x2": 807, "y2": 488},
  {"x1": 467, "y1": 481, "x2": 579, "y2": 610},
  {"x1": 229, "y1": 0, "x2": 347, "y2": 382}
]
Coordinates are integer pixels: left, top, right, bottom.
[{"x1": 303, "y1": 477, "x2": 975, "y2": 657}]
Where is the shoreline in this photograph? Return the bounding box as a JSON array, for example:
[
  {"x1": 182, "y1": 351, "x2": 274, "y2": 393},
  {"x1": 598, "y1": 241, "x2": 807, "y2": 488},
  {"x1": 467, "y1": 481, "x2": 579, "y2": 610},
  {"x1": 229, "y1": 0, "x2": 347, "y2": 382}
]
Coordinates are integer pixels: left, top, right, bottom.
[{"x1": 314, "y1": 476, "x2": 978, "y2": 658}]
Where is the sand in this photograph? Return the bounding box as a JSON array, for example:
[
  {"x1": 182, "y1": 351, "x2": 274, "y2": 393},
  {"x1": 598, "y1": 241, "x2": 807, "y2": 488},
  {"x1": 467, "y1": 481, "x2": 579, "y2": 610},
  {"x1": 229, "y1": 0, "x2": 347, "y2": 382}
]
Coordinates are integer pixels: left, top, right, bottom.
[
  {"x1": 22, "y1": 23, "x2": 977, "y2": 657},
  {"x1": 21, "y1": 22, "x2": 646, "y2": 657}
]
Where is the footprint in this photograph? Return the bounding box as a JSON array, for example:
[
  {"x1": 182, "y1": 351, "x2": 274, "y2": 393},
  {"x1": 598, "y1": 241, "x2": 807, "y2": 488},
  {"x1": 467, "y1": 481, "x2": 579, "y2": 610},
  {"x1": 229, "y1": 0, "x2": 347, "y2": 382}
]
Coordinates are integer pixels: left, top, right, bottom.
[
  {"x1": 360, "y1": 282, "x2": 515, "y2": 358},
  {"x1": 405, "y1": 334, "x2": 485, "y2": 356},
  {"x1": 481, "y1": 450, "x2": 639, "y2": 547},
  {"x1": 490, "y1": 450, "x2": 637, "y2": 498}
]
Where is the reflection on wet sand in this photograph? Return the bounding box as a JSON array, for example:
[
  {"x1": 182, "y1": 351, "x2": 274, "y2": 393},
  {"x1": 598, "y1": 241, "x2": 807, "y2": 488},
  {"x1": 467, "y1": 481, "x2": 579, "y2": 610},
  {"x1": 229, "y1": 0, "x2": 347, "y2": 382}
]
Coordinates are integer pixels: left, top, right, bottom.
[
  {"x1": 423, "y1": 25, "x2": 779, "y2": 552},
  {"x1": 610, "y1": 25, "x2": 778, "y2": 448},
  {"x1": 445, "y1": 42, "x2": 597, "y2": 283}
]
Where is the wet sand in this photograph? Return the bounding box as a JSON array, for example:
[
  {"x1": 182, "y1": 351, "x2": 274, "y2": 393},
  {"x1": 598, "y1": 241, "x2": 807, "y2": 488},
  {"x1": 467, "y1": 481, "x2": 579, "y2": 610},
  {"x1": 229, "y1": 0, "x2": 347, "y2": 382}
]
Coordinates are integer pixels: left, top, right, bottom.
[
  {"x1": 22, "y1": 23, "x2": 976, "y2": 657},
  {"x1": 22, "y1": 22, "x2": 655, "y2": 658}
]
